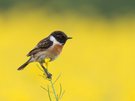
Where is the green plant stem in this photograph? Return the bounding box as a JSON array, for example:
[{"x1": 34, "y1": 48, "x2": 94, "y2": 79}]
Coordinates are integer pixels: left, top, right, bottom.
[
  {"x1": 50, "y1": 80, "x2": 58, "y2": 101},
  {"x1": 47, "y1": 85, "x2": 52, "y2": 101}
]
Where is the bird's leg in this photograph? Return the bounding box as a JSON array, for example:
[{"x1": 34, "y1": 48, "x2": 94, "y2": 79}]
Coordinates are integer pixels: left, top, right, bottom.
[{"x1": 40, "y1": 62, "x2": 52, "y2": 79}]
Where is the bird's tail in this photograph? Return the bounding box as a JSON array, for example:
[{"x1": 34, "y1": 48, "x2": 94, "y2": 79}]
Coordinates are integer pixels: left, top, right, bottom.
[{"x1": 17, "y1": 58, "x2": 31, "y2": 70}]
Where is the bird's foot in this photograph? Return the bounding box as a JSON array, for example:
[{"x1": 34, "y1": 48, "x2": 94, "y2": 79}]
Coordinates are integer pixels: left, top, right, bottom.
[
  {"x1": 46, "y1": 72, "x2": 52, "y2": 79},
  {"x1": 43, "y1": 68, "x2": 52, "y2": 79}
]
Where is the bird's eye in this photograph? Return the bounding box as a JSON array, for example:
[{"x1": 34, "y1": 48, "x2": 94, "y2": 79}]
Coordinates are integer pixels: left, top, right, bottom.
[
  {"x1": 57, "y1": 35, "x2": 62, "y2": 38},
  {"x1": 57, "y1": 34, "x2": 60, "y2": 37}
]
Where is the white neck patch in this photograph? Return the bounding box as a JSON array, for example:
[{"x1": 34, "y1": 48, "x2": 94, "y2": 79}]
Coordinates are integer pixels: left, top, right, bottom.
[{"x1": 50, "y1": 35, "x2": 62, "y2": 45}]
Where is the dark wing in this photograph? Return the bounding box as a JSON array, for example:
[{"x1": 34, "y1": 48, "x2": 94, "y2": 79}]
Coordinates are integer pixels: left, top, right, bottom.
[{"x1": 27, "y1": 37, "x2": 53, "y2": 56}]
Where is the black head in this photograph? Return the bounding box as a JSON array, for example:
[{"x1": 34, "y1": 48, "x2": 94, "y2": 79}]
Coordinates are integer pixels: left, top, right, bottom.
[{"x1": 50, "y1": 31, "x2": 72, "y2": 44}]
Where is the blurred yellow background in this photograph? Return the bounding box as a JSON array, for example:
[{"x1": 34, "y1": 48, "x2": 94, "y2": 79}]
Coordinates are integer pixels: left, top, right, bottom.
[{"x1": 0, "y1": 0, "x2": 135, "y2": 101}]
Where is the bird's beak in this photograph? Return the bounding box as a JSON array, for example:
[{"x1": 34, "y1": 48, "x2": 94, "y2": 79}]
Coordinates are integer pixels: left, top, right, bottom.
[{"x1": 67, "y1": 37, "x2": 72, "y2": 39}]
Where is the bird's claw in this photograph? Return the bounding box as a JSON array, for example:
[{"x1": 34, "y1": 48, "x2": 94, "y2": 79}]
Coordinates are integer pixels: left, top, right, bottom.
[
  {"x1": 46, "y1": 73, "x2": 52, "y2": 79},
  {"x1": 43, "y1": 68, "x2": 52, "y2": 79}
]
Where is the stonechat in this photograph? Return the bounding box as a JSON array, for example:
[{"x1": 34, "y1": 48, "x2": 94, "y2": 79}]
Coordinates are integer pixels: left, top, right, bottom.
[{"x1": 17, "y1": 31, "x2": 72, "y2": 78}]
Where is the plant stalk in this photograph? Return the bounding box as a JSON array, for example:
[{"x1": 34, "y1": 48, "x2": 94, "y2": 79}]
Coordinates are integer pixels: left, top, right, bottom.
[{"x1": 50, "y1": 80, "x2": 58, "y2": 101}]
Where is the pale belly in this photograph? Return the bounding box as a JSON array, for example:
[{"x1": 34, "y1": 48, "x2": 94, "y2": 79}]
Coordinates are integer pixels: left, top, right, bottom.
[{"x1": 32, "y1": 44, "x2": 63, "y2": 62}]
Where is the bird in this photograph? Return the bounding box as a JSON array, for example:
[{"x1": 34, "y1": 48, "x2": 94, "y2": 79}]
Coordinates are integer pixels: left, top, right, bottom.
[{"x1": 17, "y1": 31, "x2": 72, "y2": 75}]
